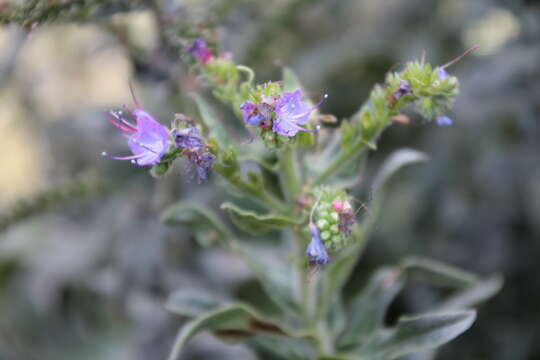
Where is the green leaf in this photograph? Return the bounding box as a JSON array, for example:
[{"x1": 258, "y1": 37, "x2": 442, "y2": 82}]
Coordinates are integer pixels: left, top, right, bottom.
[
  {"x1": 372, "y1": 149, "x2": 429, "y2": 193},
  {"x1": 248, "y1": 334, "x2": 317, "y2": 360},
  {"x1": 401, "y1": 256, "x2": 479, "y2": 288},
  {"x1": 165, "y1": 289, "x2": 223, "y2": 318},
  {"x1": 233, "y1": 242, "x2": 303, "y2": 328},
  {"x1": 221, "y1": 202, "x2": 299, "y2": 234},
  {"x1": 318, "y1": 356, "x2": 353, "y2": 360},
  {"x1": 161, "y1": 201, "x2": 232, "y2": 246},
  {"x1": 437, "y1": 275, "x2": 503, "y2": 310},
  {"x1": 356, "y1": 311, "x2": 476, "y2": 360},
  {"x1": 190, "y1": 92, "x2": 232, "y2": 148},
  {"x1": 167, "y1": 304, "x2": 284, "y2": 360},
  {"x1": 338, "y1": 267, "x2": 405, "y2": 348}
]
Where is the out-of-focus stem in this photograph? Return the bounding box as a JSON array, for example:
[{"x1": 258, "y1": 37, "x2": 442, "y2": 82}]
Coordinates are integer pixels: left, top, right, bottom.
[
  {"x1": 213, "y1": 165, "x2": 289, "y2": 215},
  {"x1": 314, "y1": 139, "x2": 368, "y2": 185},
  {"x1": 279, "y1": 146, "x2": 301, "y2": 203}
]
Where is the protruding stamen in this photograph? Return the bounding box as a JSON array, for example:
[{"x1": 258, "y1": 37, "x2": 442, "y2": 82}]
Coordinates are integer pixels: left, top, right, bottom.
[
  {"x1": 101, "y1": 152, "x2": 145, "y2": 161},
  {"x1": 106, "y1": 114, "x2": 136, "y2": 133},
  {"x1": 291, "y1": 93, "x2": 329, "y2": 120},
  {"x1": 442, "y1": 45, "x2": 479, "y2": 69}
]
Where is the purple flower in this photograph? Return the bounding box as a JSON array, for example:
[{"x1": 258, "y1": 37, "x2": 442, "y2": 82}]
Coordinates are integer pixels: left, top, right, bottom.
[
  {"x1": 103, "y1": 108, "x2": 169, "y2": 166},
  {"x1": 174, "y1": 127, "x2": 203, "y2": 149},
  {"x1": 437, "y1": 67, "x2": 449, "y2": 80},
  {"x1": 305, "y1": 223, "x2": 329, "y2": 265},
  {"x1": 185, "y1": 150, "x2": 216, "y2": 183},
  {"x1": 392, "y1": 80, "x2": 413, "y2": 100},
  {"x1": 188, "y1": 38, "x2": 213, "y2": 64},
  {"x1": 272, "y1": 89, "x2": 327, "y2": 137},
  {"x1": 436, "y1": 116, "x2": 453, "y2": 126},
  {"x1": 240, "y1": 101, "x2": 266, "y2": 126}
]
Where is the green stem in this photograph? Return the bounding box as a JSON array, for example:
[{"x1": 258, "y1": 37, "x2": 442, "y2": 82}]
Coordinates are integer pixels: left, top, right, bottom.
[
  {"x1": 314, "y1": 139, "x2": 368, "y2": 185},
  {"x1": 214, "y1": 166, "x2": 289, "y2": 215},
  {"x1": 279, "y1": 145, "x2": 301, "y2": 203}
]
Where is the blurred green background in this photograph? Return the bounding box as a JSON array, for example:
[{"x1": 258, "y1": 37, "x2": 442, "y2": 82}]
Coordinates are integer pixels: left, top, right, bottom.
[{"x1": 0, "y1": 0, "x2": 539, "y2": 359}]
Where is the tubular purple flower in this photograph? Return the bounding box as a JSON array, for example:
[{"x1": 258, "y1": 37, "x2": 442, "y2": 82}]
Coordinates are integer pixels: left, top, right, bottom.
[
  {"x1": 272, "y1": 89, "x2": 327, "y2": 137},
  {"x1": 188, "y1": 38, "x2": 213, "y2": 64},
  {"x1": 102, "y1": 86, "x2": 169, "y2": 166},
  {"x1": 305, "y1": 223, "x2": 329, "y2": 265},
  {"x1": 436, "y1": 116, "x2": 453, "y2": 126}
]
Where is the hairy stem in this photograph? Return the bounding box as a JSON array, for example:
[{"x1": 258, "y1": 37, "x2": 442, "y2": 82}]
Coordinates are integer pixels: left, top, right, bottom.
[
  {"x1": 314, "y1": 139, "x2": 368, "y2": 185},
  {"x1": 279, "y1": 145, "x2": 301, "y2": 203},
  {"x1": 213, "y1": 165, "x2": 289, "y2": 215}
]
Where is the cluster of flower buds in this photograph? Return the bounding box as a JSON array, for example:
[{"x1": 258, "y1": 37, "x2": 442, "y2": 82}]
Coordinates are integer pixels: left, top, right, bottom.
[
  {"x1": 102, "y1": 87, "x2": 215, "y2": 183},
  {"x1": 305, "y1": 187, "x2": 358, "y2": 266}
]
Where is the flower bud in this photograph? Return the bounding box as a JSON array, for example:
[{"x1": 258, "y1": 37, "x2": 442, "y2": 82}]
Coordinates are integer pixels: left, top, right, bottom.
[{"x1": 312, "y1": 187, "x2": 357, "y2": 251}]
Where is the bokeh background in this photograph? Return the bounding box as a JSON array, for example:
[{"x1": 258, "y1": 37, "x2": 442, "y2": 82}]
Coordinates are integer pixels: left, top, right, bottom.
[{"x1": 0, "y1": 0, "x2": 539, "y2": 359}]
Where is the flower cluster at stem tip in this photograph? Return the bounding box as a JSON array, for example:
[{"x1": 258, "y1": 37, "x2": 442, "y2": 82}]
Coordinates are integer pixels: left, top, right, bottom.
[
  {"x1": 241, "y1": 89, "x2": 328, "y2": 137},
  {"x1": 102, "y1": 85, "x2": 215, "y2": 183}
]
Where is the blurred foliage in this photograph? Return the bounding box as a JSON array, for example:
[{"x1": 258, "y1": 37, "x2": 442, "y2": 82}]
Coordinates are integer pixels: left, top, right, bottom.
[{"x1": 0, "y1": 0, "x2": 539, "y2": 359}]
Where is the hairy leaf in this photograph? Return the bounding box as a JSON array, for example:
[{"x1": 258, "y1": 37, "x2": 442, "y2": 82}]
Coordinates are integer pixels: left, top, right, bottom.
[
  {"x1": 190, "y1": 93, "x2": 232, "y2": 148},
  {"x1": 221, "y1": 202, "x2": 299, "y2": 234},
  {"x1": 356, "y1": 311, "x2": 476, "y2": 360},
  {"x1": 165, "y1": 289, "x2": 224, "y2": 318},
  {"x1": 372, "y1": 149, "x2": 429, "y2": 193},
  {"x1": 338, "y1": 267, "x2": 405, "y2": 348},
  {"x1": 167, "y1": 304, "x2": 284, "y2": 360},
  {"x1": 401, "y1": 256, "x2": 479, "y2": 288},
  {"x1": 248, "y1": 334, "x2": 317, "y2": 360},
  {"x1": 161, "y1": 201, "x2": 232, "y2": 246}
]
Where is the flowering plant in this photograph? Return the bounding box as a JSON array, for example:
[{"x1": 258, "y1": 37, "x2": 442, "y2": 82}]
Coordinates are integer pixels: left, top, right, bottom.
[{"x1": 103, "y1": 39, "x2": 499, "y2": 360}]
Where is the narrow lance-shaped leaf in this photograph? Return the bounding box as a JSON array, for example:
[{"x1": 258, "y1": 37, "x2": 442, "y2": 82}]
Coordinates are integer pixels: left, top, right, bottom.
[
  {"x1": 167, "y1": 304, "x2": 284, "y2": 360},
  {"x1": 338, "y1": 267, "x2": 405, "y2": 348},
  {"x1": 190, "y1": 92, "x2": 232, "y2": 148},
  {"x1": 248, "y1": 334, "x2": 317, "y2": 360},
  {"x1": 436, "y1": 275, "x2": 503, "y2": 310},
  {"x1": 356, "y1": 310, "x2": 476, "y2": 360},
  {"x1": 165, "y1": 289, "x2": 224, "y2": 318},
  {"x1": 221, "y1": 202, "x2": 300, "y2": 234},
  {"x1": 161, "y1": 201, "x2": 233, "y2": 246},
  {"x1": 372, "y1": 149, "x2": 429, "y2": 193},
  {"x1": 233, "y1": 242, "x2": 302, "y2": 322},
  {"x1": 401, "y1": 256, "x2": 479, "y2": 288}
]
